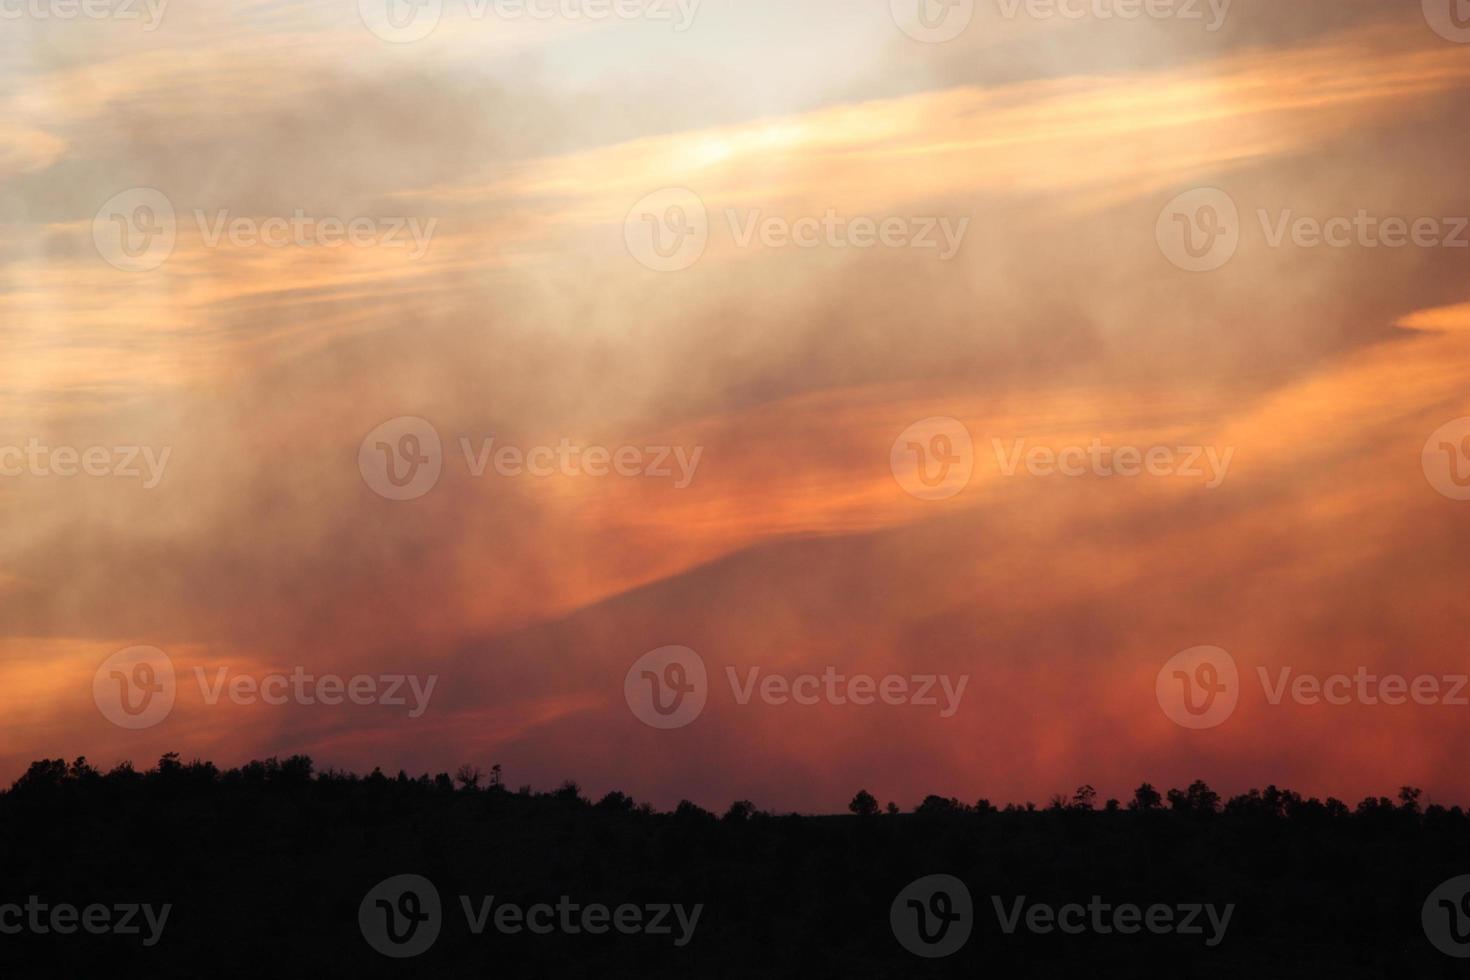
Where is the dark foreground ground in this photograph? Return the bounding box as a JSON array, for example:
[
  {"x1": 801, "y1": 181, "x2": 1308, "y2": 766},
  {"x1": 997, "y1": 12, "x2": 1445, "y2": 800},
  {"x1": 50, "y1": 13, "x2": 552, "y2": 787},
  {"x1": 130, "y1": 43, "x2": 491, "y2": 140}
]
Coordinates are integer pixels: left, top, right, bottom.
[{"x1": 4, "y1": 755, "x2": 1470, "y2": 977}]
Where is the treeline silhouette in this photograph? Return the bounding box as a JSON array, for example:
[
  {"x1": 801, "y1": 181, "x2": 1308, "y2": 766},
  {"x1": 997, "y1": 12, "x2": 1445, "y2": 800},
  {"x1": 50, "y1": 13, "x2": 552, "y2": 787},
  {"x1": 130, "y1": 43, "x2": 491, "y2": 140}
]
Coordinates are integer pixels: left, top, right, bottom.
[{"x1": 5, "y1": 754, "x2": 1470, "y2": 977}]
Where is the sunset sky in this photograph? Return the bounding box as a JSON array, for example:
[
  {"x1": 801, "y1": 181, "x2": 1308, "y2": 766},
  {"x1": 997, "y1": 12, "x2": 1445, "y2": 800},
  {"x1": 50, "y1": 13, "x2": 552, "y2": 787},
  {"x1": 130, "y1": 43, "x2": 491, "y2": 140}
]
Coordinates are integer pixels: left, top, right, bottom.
[{"x1": 2, "y1": 0, "x2": 1469, "y2": 812}]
